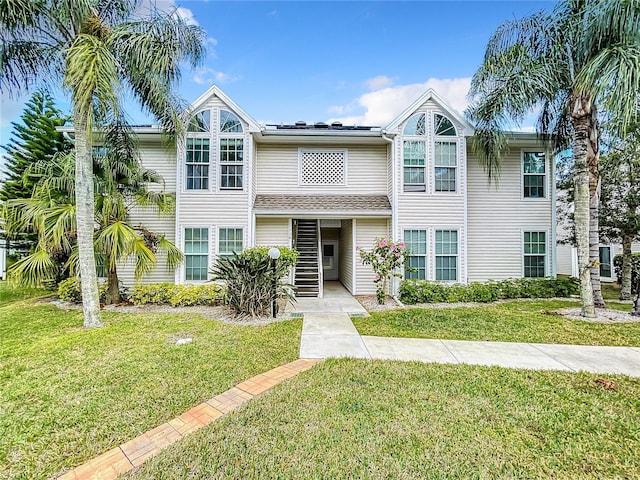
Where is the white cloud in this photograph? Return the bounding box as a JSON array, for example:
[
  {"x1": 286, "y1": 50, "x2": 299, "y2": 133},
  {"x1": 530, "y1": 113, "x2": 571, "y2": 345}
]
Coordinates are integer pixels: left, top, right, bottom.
[
  {"x1": 364, "y1": 75, "x2": 395, "y2": 91},
  {"x1": 328, "y1": 77, "x2": 472, "y2": 127},
  {"x1": 136, "y1": 1, "x2": 199, "y2": 25},
  {"x1": 193, "y1": 67, "x2": 239, "y2": 85},
  {"x1": 174, "y1": 6, "x2": 198, "y2": 26}
]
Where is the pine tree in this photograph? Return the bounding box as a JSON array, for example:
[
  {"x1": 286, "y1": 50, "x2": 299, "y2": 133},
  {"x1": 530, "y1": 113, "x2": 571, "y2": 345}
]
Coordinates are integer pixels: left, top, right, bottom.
[{"x1": 0, "y1": 91, "x2": 72, "y2": 202}]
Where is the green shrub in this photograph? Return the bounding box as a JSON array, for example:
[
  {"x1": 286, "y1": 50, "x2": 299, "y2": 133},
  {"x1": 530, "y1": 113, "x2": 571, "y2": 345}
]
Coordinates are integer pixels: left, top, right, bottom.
[
  {"x1": 128, "y1": 283, "x2": 181, "y2": 305},
  {"x1": 211, "y1": 246, "x2": 297, "y2": 317},
  {"x1": 57, "y1": 277, "x2": 109, "y2": 303},
  {"x1": 613, "y1": 253, "x2": 640, "y2": 294},
  {"x1": 168, "y1": 283, "x2": 224, "y2": 307},
  {"x1": 399, "y1": 277, "x2": 579, "y2": 304}
]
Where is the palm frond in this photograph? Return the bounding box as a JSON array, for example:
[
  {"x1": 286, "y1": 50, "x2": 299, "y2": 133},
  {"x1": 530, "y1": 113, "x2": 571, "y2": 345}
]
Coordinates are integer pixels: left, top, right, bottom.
[
  {"x1": 95, "y1": 220, "x2": 137, "y2": 269},
  {"x1": 158, "y1": 234, "x2": 183, "y2": 271},
  {"x1": 0, "y1": 40, "x2": 64, "y2": 96},
  {"x1": 576, "y1": 44, "x2": 640, "y2": 135},
  {"x1": 64, "y1": 32, "x2": 120, "y2": 129},
  {"x1": 131, "y1": 236, "x2": 157, "y2": 279},
  {"x1": 8, "y1": 247, "x2": 57, "y2": 287}
]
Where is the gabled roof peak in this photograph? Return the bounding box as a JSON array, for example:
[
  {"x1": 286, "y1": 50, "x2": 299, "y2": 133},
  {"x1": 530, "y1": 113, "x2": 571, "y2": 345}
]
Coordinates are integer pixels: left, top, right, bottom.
[
  {"x1": 384, "y1": 88, "x2": 474, "y2": 136},
  {"x1": 187, "y1": 85, "x2": 260, "y2": 132}
]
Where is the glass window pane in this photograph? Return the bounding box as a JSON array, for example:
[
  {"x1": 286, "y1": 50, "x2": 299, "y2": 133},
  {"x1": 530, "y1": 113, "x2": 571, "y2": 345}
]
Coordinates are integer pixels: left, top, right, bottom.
[
  {"x1": 403, "y1": 141, "x2": 426, "y2": 165},
  {"x1": 523, "y1": 152, "x2": 545, "y2": 173},
  {"x1": 220, "y1": 110, "x2": 243, "y2": 133},
  {"x1": 403, "y1": 113, "x2": 426, "y2": 136},
  {"x1": 406, "y1": 256, "x2": 426, "y2": 280},
  {"x1": 219, "y1": 228, "x2": 243, "y2": 256},
  {"x1": 599, "y1": 247, "x2": 612, "y2": 278},
  {"x1": 188, "y1": 110, "x2": 210, "y2": 132},
  {"x1": 436, "y1": 256, "x2": 457, "y2": 281},
  {"x1": 435, "y1": 142, "x2": 457, "y2": 166},
  {"x1": 434, "y1": 114, "x2": 456, "y2": 136}
]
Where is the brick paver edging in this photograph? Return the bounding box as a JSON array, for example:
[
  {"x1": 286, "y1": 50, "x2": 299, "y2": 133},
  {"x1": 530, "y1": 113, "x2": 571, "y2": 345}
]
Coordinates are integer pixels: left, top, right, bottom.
[{"x1": 57, "y1": 358, "x2": 320, "y2": 480}]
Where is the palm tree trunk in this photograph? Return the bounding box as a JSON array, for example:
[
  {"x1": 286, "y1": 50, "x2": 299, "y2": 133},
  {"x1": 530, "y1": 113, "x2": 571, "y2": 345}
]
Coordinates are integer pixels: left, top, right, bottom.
[
  {"x1": 587, "y1": 107, "x2": 605, "y2": 308},
  {"x1": 74, "y1": 107, "x2": 102, "y2": 327},
  {"x1": 571, "y1": 95, "x2": 596, "y2": 318},
  {"x1": 620, "y1": 235, "x2": 633, "y2": 301},
  {"x1": 106, "y1": 266, "x2": 121, "y2": 305}
]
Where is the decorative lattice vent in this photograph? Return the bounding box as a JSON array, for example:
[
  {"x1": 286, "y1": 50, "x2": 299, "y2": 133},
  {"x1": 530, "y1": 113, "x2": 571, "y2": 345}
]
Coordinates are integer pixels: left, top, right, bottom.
[{"x1": 300, "y1": 150, "x2": 345, "y2": 185}]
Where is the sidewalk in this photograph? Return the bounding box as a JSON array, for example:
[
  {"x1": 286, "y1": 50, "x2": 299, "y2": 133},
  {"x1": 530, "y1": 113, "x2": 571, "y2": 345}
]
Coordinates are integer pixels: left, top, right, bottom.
[{"x1": 300, "y1": 312, "x2": 640, "y2": 377}]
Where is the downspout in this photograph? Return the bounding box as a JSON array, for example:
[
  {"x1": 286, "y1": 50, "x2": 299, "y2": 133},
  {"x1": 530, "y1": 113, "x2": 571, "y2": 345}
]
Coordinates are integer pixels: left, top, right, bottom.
[{"x1": 382, "y1": 130, "x2": 399, "y2": 299}]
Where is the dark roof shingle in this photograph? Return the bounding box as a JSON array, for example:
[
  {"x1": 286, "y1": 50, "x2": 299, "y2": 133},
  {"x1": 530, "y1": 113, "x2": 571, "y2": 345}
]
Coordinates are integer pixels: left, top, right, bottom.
[{"x1": 253, "y1": 194, "x2": 391, "y2": 214}]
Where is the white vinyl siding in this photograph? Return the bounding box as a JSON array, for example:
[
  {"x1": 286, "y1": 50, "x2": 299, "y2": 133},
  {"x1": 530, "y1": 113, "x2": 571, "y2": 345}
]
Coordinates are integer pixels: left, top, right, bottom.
[
  {"x1": 177, "y1": 97, "x2": 251, "y2": 256},
  {"x1": 117, "y1": 142, "x2": 177, "y2": 286},
  {"x1": 354, "y1": 218, "x2": 390, "y2": 294},
  {"x1": 467, "y1": 143, "x2": 553, "y2": 282},
  {"x1": 339, "y1": 219, "x2": 354, "y2": 293},
  {"x1": 255, "y1": 217, "x2": 290, "y2": 246},
  {"x1": 256, "y1": 144, "x2": 387, "y2": 195}
]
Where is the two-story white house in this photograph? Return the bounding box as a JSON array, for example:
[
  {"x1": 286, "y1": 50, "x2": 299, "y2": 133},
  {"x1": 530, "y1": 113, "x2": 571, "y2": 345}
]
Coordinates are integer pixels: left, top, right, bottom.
[{"x1": 118, "y1": 85, "x2": 556, "y2": 297}]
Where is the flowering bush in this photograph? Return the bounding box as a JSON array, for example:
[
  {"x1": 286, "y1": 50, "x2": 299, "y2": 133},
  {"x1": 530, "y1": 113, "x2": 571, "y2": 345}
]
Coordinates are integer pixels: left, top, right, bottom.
[{"x1": 358, "y1": 237, "x2": 407, "y2": 304}]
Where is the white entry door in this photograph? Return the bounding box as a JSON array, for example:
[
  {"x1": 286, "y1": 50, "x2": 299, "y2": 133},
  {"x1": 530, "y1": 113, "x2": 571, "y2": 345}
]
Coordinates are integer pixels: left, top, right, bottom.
[{"x1": 322, "y1": 241, "x2": 339, "y2": 281}]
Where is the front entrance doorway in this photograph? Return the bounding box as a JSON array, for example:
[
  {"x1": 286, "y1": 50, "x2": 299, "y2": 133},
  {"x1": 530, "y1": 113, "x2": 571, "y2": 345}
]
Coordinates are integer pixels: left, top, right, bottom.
[{"x1": 322, "y1": 240, "x2": 339, "y2": 281}]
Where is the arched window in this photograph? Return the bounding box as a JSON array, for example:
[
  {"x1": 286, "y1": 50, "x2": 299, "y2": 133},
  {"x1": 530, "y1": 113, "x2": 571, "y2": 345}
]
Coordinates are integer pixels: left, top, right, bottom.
[
  {"x1": 434, "y1": 114, "x2": 456, "y2": 136},
  {"x1": 188, "y1": 110, "x2": 210, "y2": 132},
  {"x1": 220, "y1": 110, "x2": 243, "y2": 133},
  {"x1": 403, "y1": 113, "x2": 426, "y2": 136}
]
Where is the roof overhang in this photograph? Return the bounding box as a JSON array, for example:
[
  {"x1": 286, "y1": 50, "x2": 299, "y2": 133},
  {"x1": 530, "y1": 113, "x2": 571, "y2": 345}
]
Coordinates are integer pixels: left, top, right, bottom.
[
  {"x1": 253, "y1": 194, "x2": 392, "y2": 217},
  {"x1": 253, "y1": 128, "x2": 389, "y2": 145}
]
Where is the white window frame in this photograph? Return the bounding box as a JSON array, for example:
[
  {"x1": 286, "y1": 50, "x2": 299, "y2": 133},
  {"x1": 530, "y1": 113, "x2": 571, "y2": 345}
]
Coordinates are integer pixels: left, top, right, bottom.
[
  {"x1": 403, "y1": 228, "x2": 428, "y2": 280},
  {"x1": 522, "y1": 151, "x2": 547, "y2": 200},
  {"x1": 433, "y1": 140, "x2": 458, "y2": 194},
  {"x1": 217, "y1": 110, "x2": 245, "y2": 192},
  {"x1": 434, "y1": 228, "x2": 459, "y2": 282},
  {"x1": 183, "y1": 226, "x2": 210, "y2": 282},
  {"x1": 402, "y1": 140, "x2": 427, "y2": 193},
  {"x1": 599, "y1": 245, "x2": 614, "y2": 280},
  {"x1": 217, "y1": 226, "x2": 245, "y2": 258},
  {"x1": 522, "y1": 229, "x2": 548, "y2": 278},
  {"x1": 184, "y1": 136, "x2": 211, "y2": 192},
  {"x1": 401, "y1": 111, "x2": 462, "y2": 195},
  {"x1": 297, "y1": 148, "x2": 348, "y2": 187}
]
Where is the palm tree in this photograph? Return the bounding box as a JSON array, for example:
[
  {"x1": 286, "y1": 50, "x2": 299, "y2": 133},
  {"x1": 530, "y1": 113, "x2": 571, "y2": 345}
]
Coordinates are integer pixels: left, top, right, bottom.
[
  {"x1": 1, "y1": 0, "x2": 204, "y2": 327},
  {"x1": 466, "y1": 0, "x2": 640, "y2": 317},
  {"x1": 6, "y1": 122, "x2": 183, "y2": 304}
]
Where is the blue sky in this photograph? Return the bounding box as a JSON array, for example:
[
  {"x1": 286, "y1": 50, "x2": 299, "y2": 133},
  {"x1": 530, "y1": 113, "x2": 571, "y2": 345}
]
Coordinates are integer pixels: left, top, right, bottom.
[{"x1": 0, "y1": 0, "x2": 554, "y2": 148}]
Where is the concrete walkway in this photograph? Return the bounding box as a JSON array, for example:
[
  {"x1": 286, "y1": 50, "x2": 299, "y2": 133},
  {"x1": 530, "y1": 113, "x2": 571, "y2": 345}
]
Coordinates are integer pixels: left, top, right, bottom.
[{"x1": 297, "y1": 282, "x2": 640, "y2": 377}]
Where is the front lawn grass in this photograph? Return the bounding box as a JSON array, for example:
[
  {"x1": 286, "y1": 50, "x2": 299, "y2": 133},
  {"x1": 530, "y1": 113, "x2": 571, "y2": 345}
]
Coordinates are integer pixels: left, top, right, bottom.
[
  {"x1": 0, "y1": 280, "x2": 53, "y2": 304},
  {"x1": 124, "y1": 359, "x2": 640, "y2": 480},
  {"x1": 0, "y1": 298, "x2": 301, "y2": 480},
  {"x1": 354, "y1": 300, "x2": 640, "y2": 346}
]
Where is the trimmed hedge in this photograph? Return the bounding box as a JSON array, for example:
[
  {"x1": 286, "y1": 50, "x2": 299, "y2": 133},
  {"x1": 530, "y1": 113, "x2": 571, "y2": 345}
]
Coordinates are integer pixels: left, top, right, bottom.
[
  {"x1": 399, "y1": 277, "x2": 579, "y2": 304},
  {"x1": 128, "y1": 282, "x2": 224, "y2": 307},
  {"x1": 57, "y1": 277, "x2": 109, "y2": 303},
  {"x1": 613, "y1": 253, "x2": 640, "y2": 294}
]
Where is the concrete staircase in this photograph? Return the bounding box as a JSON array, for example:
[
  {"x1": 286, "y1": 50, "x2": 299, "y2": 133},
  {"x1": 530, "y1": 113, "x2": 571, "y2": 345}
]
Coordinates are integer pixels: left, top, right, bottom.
[{"x1": 294, "y1": 219, "x2": 320, "y2": 297}]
